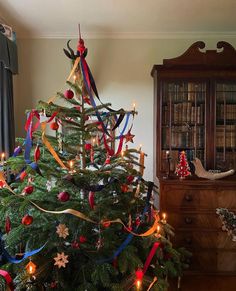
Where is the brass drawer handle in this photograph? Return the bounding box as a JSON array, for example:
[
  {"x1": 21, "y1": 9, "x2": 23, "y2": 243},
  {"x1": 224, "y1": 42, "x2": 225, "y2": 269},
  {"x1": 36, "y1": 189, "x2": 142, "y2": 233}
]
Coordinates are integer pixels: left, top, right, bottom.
[
  {"x1": 184, "y1": 194, "x2": 193, "y2": 202},
  {"x1": 184, "y1": 217, "x2": 193, "y2": 224}
]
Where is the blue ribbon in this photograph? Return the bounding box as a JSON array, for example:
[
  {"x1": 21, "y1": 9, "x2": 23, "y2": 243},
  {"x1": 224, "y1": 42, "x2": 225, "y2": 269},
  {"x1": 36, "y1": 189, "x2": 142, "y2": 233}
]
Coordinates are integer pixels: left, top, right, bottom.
[
  {"x1": 97, "y1": 181, "x2": 153, "y2": 263},
  {"x1": 0, "y1": 232, "x2": 46, "y2": 265}
]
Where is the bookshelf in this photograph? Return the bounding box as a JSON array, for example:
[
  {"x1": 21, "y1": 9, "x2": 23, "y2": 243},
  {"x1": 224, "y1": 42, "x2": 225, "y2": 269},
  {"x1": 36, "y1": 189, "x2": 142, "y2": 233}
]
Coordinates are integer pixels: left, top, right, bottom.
[
  {"x1": 151, "y1": 42, "x2": 236, "y2": 279},
  {"x1": 152, "y1": 41, "x2": 236, "y2": 178}
]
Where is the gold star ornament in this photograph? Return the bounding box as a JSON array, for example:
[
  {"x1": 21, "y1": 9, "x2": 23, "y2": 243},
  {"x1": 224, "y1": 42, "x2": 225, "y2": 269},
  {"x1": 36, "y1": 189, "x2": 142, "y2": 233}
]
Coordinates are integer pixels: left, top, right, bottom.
[
  {"x1": 56, "y1": 223, "x2": 69, "y2": 239},
  {"x1": 54, "y1": 252, "x2": 69, "y2": 268}
]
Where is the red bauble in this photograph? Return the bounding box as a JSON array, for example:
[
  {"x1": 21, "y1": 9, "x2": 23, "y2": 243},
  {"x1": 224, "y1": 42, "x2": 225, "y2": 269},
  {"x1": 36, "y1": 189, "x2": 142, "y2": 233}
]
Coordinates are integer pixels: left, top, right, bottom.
[
  {"x1": 22, "y1": 214, "x2": 33, "y2": 226},
  {"x1": 121, "y1": 184, "x2": 129, "y2": 192},
  {"x1": 84, "y1": 143, "x2": 92, "y2": 151},
  {"x1": 74, "y1": 105, "x2": 81, "y2": 111},
  {"x1": 127, "y1": 175, "x2": 134, "y2": 184},
  {"x1": 50, "y1": 122, "x2": 59, "y2": 131},
  {"x1": 57, "y1": 191, "x2": 70, "y2": 202},
  {"x1": 24, "y1": 185, "x2": 34, "y2": 194},
  {"x1": 71, "y1": 240, "x2": 80, "y2": 249},
  {"x1": 84, "y1": 115, "x2": 89, "y2": 121},
  {"x1": 79, "y1": 235, "x2": 87, "y2": 243},
  {"x1": 64, "y1": 89, "x2": 74, "y2": 99},
  {"x1": 102, "y1": 221, "x2": 111, "y2": 228}
]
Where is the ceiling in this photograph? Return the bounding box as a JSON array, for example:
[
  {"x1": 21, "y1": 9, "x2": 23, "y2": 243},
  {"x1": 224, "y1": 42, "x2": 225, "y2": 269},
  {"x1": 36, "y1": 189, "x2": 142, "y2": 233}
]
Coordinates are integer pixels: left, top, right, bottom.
[{"x1": 0, "y1": 0, "x2": 236, "y2": 39}]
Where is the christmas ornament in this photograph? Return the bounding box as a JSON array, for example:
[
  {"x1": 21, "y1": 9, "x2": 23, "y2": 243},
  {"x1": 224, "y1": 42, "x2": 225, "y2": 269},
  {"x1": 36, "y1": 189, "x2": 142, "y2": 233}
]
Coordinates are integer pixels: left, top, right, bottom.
[
  {"x1": 57, "y1": 191, "x2": 70, "y2": 202},
  {"x1": 54, "y1": 252, "x2": 69, "y2": 269},
  {"x1": 22, "y1": 214, "x2": 33, "y2": 226},
  {"x1": 84, "y1": 143, "x2": 92, "y2": 151},
  {"x1": 79, "y1": 235, "x2": 87, "y2": 243},
  {"x1": 175, "y1": 151, "x2": 191, "y2": 179},
  {"x1": 127, "y1": 175, "x2": 134, "y2": 184},
  {"x1": 50, "y1": 121, "x2": 59, "y2": 131},
  {"x1": 74, "y1": 105, "x2": 81, "y2": 111},
  {"x1": 192, "y1": 157, "x2": 234, "y2": 180},
  {"x1": 64, "y1": 89, "x2": 74, "y2": 99},
  {"x1": 50, "y1": 281, "x2": 57, "y2": 288},
  {"x1": 46, "y1": 179, "x2": 56, "y2": 192},
  {"x1": 71, "y1": 240, "x2": 80, "y2": 249},
  {"x1": 124, "y1": 130, "x2": 135, "y2": 143},
  {"x1": 34, "y1": 144, "x2": 40, "y2": 162},
  {"x1": 23, "y1": 185, "x2": 34, "y2": 195},
  {"x1": 5, "y1": 216, "x2": 11, "y2": 234},
  {"x1": 121, "y1": 184, "x2": 129, "y2": 193},
  {"x1": 56, "y1": 224, "x2": 69, "y2": 239},
  {"x1": 25, "y1": 260, "x2": 37, "y2": 275},
  {"x1": 0, "y1": 180, "x2": 6, "y2": 188},
  {"x1": 102, "y1": 220, "x2": 111, "y2": 228},
  {"x1": 88, "y1": 191, "x2": 95, "y2": 209}
]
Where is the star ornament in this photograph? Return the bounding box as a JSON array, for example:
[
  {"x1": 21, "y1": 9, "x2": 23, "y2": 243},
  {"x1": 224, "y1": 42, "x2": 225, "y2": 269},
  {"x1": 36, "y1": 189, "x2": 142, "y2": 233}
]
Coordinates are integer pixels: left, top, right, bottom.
[
  {"x1": 124, "y1": 130, "x2": 135, "y2": 143},
  {"x1": 56, "y1": 224, "x2": 69, "y2": 239},
  {"x1": 54, "y1": 252, "x2": 69, "y2": 269}
]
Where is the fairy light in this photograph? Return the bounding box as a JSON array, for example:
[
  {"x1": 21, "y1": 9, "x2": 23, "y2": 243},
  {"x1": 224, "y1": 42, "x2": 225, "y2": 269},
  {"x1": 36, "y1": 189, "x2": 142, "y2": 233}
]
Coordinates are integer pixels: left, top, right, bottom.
[
  {"x1": 73, "y1": 74, "x2": 76, "y2": 82},
  {"x1": 68, "y1": 160, "x2": 74, "y2": 173},
  {"x1": 133, "y1": 102, "x2": 136, "y2": 111}
]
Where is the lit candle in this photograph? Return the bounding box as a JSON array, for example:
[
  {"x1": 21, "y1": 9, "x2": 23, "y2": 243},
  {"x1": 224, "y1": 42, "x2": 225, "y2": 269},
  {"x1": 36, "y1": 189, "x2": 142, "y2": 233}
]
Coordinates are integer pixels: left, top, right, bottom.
[
  {"x1": 133, "y1": 102, "x2": 136, "y2": 111},
  {"x1": 69, "y1": 160, "x2": 74, "y2": 172},
  {"x1": 1, "y1": 153, "x2": 5, "y2": 164},
  {"x1": 73, "y1": 74, "x2": 76, "y2": 83},
  {"x1": 166, "y1": 151, "x2": 170, "y2": 159},
  {"x1": 138, "y1": 144, "x2": 142, "y2": 152},
  {"x1": 139, "y1": 151, "x2": 145, "y2": 176},
  {"x1": 121, "y1": 150, "x2": 125, "y2": 159},
  {"x1": 162, "y1": 213, "x2": 167, "y2": 224},
  {"x1": 92, "y1": 138, "x2": 96, "y2": 146}
]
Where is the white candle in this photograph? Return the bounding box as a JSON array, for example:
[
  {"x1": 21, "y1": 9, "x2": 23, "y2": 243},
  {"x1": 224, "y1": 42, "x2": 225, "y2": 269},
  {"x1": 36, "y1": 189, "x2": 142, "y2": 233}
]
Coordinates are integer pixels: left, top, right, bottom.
[{"x1": 1, "y1": 153, "x2": 5, "y2": 163}]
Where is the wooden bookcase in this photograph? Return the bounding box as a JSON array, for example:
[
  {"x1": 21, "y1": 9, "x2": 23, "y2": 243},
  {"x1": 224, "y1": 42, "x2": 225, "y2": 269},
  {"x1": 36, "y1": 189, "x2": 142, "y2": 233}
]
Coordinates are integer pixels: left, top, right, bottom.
[{"x1": 151, "y1": 42, "x2": 236, "y2": 278}]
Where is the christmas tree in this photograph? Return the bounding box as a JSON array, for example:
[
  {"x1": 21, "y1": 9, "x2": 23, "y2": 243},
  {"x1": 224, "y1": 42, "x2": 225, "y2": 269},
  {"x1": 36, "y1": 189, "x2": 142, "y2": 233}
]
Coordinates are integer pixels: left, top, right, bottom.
[
  {"x1": 175, "y1": 151, "x2": 191, "y2": 179},
  {"x1": 0, "y1": 34, "x2": 190, "y2": 291}
]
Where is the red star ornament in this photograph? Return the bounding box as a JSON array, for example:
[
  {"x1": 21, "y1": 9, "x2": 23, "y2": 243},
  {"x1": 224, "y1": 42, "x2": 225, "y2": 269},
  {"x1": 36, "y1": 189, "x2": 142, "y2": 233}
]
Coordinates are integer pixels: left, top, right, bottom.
[{"x1": 124, "y1": 130, "x2": 135, "y2": 143}]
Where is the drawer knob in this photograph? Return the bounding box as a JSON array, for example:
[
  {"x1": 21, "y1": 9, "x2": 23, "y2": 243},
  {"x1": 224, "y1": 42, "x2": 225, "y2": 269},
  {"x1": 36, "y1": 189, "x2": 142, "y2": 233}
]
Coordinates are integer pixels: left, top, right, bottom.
[
  {"x1": 184, "y1": 217, "x2": 193, "y2": 224},
  {"x1": 184, "y1": 237, "x2": 192, "y2": 244},
  {"x1": 184, "y1": 194, "x2": 193, "y2": 202}
]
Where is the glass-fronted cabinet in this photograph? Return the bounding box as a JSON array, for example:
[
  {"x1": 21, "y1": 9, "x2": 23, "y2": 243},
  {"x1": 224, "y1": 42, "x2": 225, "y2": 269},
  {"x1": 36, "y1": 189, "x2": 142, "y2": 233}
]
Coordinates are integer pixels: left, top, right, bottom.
[{"x1": 152, "y1": 41, "x2": 236, "y2": 179}]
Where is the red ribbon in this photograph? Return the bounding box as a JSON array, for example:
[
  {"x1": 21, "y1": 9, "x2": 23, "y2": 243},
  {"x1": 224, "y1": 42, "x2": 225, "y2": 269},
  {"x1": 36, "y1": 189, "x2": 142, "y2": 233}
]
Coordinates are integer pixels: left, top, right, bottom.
[
  {"x1": 0, "y1": 269, "x2": 14, "y2": 291},
  {"x1": 143, "y1": 242, "x2": 160, "y2": 274},
  {"x1": 103, "y1": 134, "x2": 124, "y2": 157}
]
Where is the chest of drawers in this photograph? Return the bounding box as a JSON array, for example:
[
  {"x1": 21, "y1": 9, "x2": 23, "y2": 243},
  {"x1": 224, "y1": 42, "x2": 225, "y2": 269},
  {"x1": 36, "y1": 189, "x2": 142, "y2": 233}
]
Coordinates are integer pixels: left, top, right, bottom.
[{"x1": 160, "y1": 177, "x2": 236, "y2": 274}]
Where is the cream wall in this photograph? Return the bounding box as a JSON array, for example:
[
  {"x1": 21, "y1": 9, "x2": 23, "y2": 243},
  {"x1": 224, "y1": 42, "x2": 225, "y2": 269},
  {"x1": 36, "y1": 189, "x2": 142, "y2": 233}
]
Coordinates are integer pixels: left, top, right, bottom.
[{"x1": 14, "y1": 38, "x2": 236, "y2": 181}]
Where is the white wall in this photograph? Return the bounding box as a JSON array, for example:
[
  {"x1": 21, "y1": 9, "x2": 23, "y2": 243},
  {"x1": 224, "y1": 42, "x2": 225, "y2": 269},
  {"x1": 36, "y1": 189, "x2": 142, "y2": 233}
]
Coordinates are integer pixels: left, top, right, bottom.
[{"x1": 14, "y1": 38, "x2": 236, "y2": 181}]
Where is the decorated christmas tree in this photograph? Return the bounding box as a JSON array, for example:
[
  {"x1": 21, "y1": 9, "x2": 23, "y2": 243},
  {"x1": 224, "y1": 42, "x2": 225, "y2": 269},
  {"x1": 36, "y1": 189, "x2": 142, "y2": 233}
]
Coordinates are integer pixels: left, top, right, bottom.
[
  {"x1": 0, "y1": 33, "x2": 190, "y2": 290},
  {"x1": 175, "y1": 151, "x2": 191, "y2": 179}
]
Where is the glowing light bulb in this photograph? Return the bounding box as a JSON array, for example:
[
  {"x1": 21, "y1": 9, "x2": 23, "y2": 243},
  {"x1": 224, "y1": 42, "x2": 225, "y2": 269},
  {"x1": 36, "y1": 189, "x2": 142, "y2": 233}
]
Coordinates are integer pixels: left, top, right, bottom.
[{"x1": 136, "y1": 279, "x2": 141, "y2": 289}]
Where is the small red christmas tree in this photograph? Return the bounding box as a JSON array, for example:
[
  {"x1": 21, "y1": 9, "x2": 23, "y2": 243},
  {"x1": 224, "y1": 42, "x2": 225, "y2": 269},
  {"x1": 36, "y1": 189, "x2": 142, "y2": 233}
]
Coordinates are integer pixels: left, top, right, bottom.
[{"x1": 175, "y1": 151, "x2": 191, "y2": 179}]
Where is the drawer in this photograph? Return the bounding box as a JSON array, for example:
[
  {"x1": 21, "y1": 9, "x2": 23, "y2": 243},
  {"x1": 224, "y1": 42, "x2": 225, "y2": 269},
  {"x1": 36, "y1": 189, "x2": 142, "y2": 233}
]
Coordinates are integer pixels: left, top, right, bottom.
[
  {"x1": 217, "y1": 190, "x2": 236, "y2": 209},
  {"x1": 173, "y1": 231, "x2": 236, "y2": 250},
  {"x1": 188, "y1": 250, "x2": 236, "y2": 273},
  {"x1": 167, "y1": 212, "x2": 220, "y2": 229},
  {"x1": 161, "y1": 188, "x2": 217, "y2": 209}
]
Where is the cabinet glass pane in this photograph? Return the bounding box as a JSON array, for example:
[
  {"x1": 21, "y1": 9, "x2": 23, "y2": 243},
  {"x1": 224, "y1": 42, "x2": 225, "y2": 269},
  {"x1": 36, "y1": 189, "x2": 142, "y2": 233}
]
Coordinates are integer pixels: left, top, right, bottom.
[
  {"x1": 215, "y1": 83, "x2": 236, "y2": 170},
  {"x1": 161, "y1": 81, "x2": 206, "y2": 172}
]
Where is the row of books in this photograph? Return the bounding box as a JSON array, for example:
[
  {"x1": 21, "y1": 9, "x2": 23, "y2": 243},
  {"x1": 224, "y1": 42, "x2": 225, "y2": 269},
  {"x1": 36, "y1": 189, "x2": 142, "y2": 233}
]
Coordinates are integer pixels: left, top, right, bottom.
[
  {"x1": 216, "y1": 104, "x2": 236, "y2": 121},
  {"x1": 160, "y1": 149, "x2": 205, "y2": 172},
  {"x1": 163, "y1": 82, "x2": 206, "y2": 102},
  {"x1": 216, "y1": 125, "x2": 236, "y2": 147},
  {"x1": 162, "y1": 102, "x2": 205, "y2": 125},
  {"x1": 216, "y1": 83, "x2": 236, "y2": 92},
  {"x1": 162, "y1": 126, "x2": 205, "y2": 148}
]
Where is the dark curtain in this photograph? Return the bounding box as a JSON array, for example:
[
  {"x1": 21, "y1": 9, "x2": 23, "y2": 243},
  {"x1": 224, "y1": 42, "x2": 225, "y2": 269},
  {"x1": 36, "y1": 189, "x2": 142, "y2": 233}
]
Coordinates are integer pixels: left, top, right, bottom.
[{"x1": 0, "y1": 32, "x2": 18, "y2": 157}]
